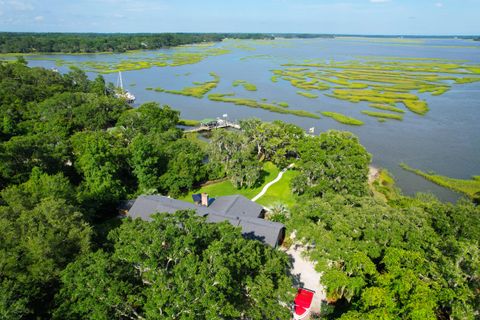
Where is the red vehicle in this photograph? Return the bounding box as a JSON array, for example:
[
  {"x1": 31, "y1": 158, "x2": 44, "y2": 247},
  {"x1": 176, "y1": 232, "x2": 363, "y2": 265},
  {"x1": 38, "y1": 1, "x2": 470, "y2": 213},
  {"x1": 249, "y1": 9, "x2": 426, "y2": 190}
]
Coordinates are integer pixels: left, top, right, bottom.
[{"x1": 293, "y1": 288, "x2": 315, "y2": 319}]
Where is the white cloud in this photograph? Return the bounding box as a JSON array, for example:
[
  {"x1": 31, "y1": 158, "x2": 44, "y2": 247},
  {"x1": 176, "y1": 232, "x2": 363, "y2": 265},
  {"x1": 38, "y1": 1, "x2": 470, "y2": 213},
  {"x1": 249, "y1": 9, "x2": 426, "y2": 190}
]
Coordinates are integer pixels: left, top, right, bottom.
[
  {"x1": 34, "y1": 15, "x2": 43, "y2": 22},
  {"x1": 435, "y1": 2, "x2": 444, "y2": 7},
  {"x1": 370, "y1": 0, "x2": 390, "y2": 3}
]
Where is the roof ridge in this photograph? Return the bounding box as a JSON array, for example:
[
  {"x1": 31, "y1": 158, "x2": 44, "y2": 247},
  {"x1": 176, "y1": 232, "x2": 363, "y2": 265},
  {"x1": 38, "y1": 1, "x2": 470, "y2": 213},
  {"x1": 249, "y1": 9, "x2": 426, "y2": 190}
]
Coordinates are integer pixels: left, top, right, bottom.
[{"x1": 227, "y1": 196, "x2": 240, "y2": 213}]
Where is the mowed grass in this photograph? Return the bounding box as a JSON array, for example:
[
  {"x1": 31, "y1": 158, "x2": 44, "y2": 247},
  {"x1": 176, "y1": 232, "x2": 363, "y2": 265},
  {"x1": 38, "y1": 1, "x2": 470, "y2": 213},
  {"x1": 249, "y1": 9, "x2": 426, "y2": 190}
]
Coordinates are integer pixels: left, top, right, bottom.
[
  {"x1": 400, "y1": 163, "x2": 480, "y2": 200},
  {"x1": 321, "y1": 111, "x2": 364, "y2": 126},
  {"x1": 179, "y1": 162, "x2": 280, "y2": 202},
  {"x1": 256, "y1": 169, "x2": 300, "y2": 208}
]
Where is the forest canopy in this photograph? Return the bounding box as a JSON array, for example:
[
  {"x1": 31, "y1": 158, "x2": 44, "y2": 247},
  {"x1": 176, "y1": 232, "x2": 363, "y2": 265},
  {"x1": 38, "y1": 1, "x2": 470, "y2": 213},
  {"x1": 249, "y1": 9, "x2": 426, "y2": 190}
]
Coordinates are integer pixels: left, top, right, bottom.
[{"x1": 0, "y1": 60, "x2": 478, "y2": 319}]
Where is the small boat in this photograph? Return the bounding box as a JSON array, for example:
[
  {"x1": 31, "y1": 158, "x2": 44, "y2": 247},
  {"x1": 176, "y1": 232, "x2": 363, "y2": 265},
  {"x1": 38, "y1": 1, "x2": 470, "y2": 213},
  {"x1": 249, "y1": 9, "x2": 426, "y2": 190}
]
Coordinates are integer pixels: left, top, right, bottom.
[
  {"x1": 293, "y1": 288, "x2": 315, "y2": 320},
  {"x1": 115, "y1": 71, "x2": 135, "y2": 103}
]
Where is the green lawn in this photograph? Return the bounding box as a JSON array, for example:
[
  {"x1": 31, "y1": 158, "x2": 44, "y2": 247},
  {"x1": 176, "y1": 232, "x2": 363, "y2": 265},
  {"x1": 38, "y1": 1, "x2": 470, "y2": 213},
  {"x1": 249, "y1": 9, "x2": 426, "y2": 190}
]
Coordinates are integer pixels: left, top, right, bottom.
[
  {"x1": 179, "y1": 162, "x2": 280, "y2": 202},
  {"x1": 257, "y1": 170, "x2": 299, "y2": 208},
  {"x1": 179, "y1": 162, "x2": 299, "y2": 208}
]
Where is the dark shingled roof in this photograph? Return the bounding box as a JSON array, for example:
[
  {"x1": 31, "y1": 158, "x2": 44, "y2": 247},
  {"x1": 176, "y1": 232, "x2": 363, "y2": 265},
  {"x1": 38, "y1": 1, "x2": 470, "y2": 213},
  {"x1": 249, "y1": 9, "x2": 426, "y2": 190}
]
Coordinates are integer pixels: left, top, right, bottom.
[
  {"x1": 129, "y1": 195, "x2": 214, "y2": 221},
  {"x1": 208, "y1": 195, "x2": 264, "y2": 218},
  {"x1": 128, "y1": 195, "x2": 284, "y2": 247}
]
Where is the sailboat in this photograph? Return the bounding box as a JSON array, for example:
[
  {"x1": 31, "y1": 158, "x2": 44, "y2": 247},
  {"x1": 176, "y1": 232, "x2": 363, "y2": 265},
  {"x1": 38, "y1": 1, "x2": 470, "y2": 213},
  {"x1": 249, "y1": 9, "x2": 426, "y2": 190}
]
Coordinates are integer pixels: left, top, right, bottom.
[{"x1": 115, "y1": 71, "x2": 136, "y2": 103}]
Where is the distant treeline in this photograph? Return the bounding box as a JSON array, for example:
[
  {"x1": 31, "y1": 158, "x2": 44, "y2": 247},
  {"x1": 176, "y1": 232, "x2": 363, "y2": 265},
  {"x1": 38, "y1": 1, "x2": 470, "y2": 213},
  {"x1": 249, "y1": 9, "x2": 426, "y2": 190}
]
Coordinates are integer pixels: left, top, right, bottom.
[
  {"x1": 0, "y1": 33, "x2": 275, "y2": 53},
  {"x1": 276, "y1": 33, "x2": 334, "y2": 39}
]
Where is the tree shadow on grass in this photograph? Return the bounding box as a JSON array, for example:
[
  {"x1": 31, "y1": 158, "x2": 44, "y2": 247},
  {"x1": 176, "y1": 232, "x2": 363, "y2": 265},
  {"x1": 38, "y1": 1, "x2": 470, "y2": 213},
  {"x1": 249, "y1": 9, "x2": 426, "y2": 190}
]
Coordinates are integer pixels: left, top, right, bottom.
[{"x1": 252, "y1": 169, "x2": 270, "y2": 189}]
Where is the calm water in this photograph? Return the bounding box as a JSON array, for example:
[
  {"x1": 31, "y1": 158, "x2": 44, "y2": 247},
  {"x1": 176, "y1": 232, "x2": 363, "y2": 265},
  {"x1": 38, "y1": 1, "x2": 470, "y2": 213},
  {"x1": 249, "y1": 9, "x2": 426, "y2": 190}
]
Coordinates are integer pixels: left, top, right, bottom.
[{"x1": 26, "y1": 38, "x2": 480, "y2": 202}]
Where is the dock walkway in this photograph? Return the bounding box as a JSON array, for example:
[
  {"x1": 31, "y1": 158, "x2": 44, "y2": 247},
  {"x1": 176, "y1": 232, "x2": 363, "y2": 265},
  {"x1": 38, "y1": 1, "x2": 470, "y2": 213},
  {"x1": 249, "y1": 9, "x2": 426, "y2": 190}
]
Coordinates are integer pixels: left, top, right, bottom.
[{"x1": 184, "y1": 121, "x2": 240, "y2": 133}]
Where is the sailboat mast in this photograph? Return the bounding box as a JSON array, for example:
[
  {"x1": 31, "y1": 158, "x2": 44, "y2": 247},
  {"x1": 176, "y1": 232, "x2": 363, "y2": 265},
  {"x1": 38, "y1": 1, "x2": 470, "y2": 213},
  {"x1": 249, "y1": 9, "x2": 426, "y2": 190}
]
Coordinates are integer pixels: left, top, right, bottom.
[{"x1": 118, "y1": 71, "x2": 124, "y2": 90}]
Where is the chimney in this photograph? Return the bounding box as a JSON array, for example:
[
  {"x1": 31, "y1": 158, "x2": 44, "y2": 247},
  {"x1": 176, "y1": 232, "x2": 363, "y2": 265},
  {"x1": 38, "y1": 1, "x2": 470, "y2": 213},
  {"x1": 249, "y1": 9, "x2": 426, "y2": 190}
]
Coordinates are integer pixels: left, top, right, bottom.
[{"x1": 201, "y1": 193, "x2": 209, "y2": 207}]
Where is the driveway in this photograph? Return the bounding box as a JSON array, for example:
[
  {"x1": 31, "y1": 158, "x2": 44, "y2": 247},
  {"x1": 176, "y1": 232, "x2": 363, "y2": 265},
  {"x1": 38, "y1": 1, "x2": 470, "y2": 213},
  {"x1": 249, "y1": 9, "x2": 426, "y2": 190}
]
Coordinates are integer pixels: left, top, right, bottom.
[{"x1": 287, "y1": 247, "x2": 326, "y2": 315}]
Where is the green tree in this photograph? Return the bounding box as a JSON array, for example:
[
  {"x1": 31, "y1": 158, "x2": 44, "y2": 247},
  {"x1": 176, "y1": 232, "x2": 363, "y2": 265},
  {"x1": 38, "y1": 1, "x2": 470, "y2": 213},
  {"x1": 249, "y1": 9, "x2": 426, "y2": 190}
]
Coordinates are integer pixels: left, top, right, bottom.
[
  {"x1": 116, "y1": 102, "x2": 180, "y2": 141},
  {"x1": 209, "y1": 129, "x2": 262, "y2": 189},
  {"x1": 241, "y1": 119, "x2": 303, "y2": 166},
  {"x1": 159, "y1": 139, "x2": 207, "y2": 196},
  {"x1": 288, "y1": 194, "x2": 480, "y2": 319},
  {"x1": 1, "y1": 167, "x2": 75, "y2": 211},
  {"x1": 55, "y1": 212, "x2": 295, "y2": 320},
  {"x1": 292, "y1": 130, "x2": 371, "y2": 197},
  {"x1": 0, "y1": 198, "x2": 91, "y2": 319},
  {"x1": 128, "y1": 133, "x2": 167, "y2": 194},
  {"x1": 71, "y1": 130, "x2": 127, "y2": 212}
]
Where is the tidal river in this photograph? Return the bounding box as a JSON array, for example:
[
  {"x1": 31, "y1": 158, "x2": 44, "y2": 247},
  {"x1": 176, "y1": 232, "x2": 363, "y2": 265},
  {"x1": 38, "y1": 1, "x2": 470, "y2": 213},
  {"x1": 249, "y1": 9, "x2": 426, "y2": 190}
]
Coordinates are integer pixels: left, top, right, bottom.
[{"x1": 25, "y1": 37, "x2": 480, "y2": 202}]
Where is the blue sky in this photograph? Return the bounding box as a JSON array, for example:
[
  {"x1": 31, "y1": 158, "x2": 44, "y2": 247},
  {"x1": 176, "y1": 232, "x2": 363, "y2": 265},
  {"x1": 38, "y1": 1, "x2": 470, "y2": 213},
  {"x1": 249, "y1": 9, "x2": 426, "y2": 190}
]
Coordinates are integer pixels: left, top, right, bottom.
[{"x1": 0, "y1": 0, "x2": 478, "y2": 35}]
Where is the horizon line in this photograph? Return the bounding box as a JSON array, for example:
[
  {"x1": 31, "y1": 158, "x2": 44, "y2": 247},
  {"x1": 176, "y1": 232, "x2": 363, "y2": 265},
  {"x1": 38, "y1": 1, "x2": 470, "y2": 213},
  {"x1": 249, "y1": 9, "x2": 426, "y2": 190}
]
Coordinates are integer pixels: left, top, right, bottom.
[{"x1": 0, "y1": 31, "x2": 479, "y2": 38}]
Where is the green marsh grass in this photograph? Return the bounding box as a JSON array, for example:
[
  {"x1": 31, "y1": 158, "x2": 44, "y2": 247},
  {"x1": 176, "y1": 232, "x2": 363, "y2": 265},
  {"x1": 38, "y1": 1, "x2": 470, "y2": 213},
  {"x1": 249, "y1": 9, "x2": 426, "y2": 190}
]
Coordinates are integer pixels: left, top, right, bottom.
[
  {"x1": 29, "y1": 46, "x2": 232, "y2": 73},
  {"x1": 455, "y1": 77, "x2": 480, "y2": 84},
  {"x1": 403, "y1": 100, "x2": 428, "y2": 114},
  {"x1": 361, "y1": 110, "x2": 403, "y2": 120},
  {"x1": 233, "y1": 80, "x2": 257, "y2": 91},
  {"x1": 208, "y1": 93, "x2": 320, "y2": 119},
  {"x1": 321, "y1": 112, "x2": 364, "y2": 126},
  {"x1": 178, "y1": 119, "x2": 201, "y2": 127},
  {"x1": 297, "y1": 91, "x2": 318, "y2": 98},
  {"x1": 400, "y1": 163, "x2": 480, "y2": 200},
  {"x1": 154, "y1": 72, "x2": 220, "y2": 98},
  {"x1": 369, "y1": 103, "x2": 405, "y2": 113},
  {"x1": 277, "y1": 59, "x2": 480, "y2": 117}
]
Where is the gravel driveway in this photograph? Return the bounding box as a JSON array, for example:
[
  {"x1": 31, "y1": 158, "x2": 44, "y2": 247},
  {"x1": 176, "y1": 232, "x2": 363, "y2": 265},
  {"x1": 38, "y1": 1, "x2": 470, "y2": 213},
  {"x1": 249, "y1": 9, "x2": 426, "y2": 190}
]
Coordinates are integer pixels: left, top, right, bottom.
[{"x1": 287, "y1": 247, "x2": 326, "y2": 315}]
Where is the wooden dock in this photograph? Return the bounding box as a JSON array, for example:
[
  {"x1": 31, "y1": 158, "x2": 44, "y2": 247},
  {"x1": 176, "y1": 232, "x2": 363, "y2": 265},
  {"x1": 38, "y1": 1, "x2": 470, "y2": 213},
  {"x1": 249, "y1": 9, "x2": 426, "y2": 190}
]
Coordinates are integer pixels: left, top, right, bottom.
[{"x1": 184, "y1": 120, "x2": 240, "y2": 133}]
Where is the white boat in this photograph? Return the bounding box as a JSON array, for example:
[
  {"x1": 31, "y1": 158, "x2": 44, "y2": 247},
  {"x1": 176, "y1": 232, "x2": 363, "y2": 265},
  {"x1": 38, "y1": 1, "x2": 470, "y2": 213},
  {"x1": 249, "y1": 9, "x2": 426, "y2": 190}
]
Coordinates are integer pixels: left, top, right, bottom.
[{"x1": 115, "y1": 71, "x2": 136, "y2": 103}]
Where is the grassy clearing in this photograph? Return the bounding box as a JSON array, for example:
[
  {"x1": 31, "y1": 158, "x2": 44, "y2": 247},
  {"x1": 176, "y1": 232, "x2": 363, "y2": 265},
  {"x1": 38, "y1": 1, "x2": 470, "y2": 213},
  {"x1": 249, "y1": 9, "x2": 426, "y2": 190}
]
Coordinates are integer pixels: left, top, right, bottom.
[
  {"x1": 400, "y1": 163, "x2": 480, "y2": 200},
  {"x1": 297, "y1": 91, "x2": 318, "y2": 98},
  {"x1": 256, "y1": 169, "x2": 300, "y2": 208},
  {"x1": 361, "y1": 110, "x2": 403, "y2": 120},
  {"x1": 179, "y1": 162, "x2": 280, "y2": 202},
  {"x1": 321, "y1": 111, "x2": 364, "y2": 126},
  {"x1": 153, "y1": 72, "x2": 219, "y2": 98},
  {"x1": 233, "y1": 80, "x2": 257, "y2": 91},
  {"x1": 208, "y1": 93, "x2": 320, "y2": 119},
  {"x1": 369, "y1": 103, "x2": 405, "y2": 113}
]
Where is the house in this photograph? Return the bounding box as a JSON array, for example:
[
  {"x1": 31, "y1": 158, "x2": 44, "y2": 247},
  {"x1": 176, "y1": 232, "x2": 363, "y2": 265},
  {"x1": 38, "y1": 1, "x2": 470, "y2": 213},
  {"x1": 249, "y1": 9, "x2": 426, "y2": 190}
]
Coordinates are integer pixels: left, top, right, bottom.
[{"x1": 127, "y1": 194, "x2": 285, "y2": 247}]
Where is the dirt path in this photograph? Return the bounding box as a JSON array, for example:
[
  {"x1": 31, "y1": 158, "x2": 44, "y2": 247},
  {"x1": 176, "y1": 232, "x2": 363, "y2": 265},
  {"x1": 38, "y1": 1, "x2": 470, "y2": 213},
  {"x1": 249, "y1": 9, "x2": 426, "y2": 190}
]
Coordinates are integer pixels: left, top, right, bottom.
[
  {"x1": 287, "y1": 247, "x2": 326, "y2": 314},
  {"x1": 251, "y1": 163, "x2": 294, "y2": 202}
]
